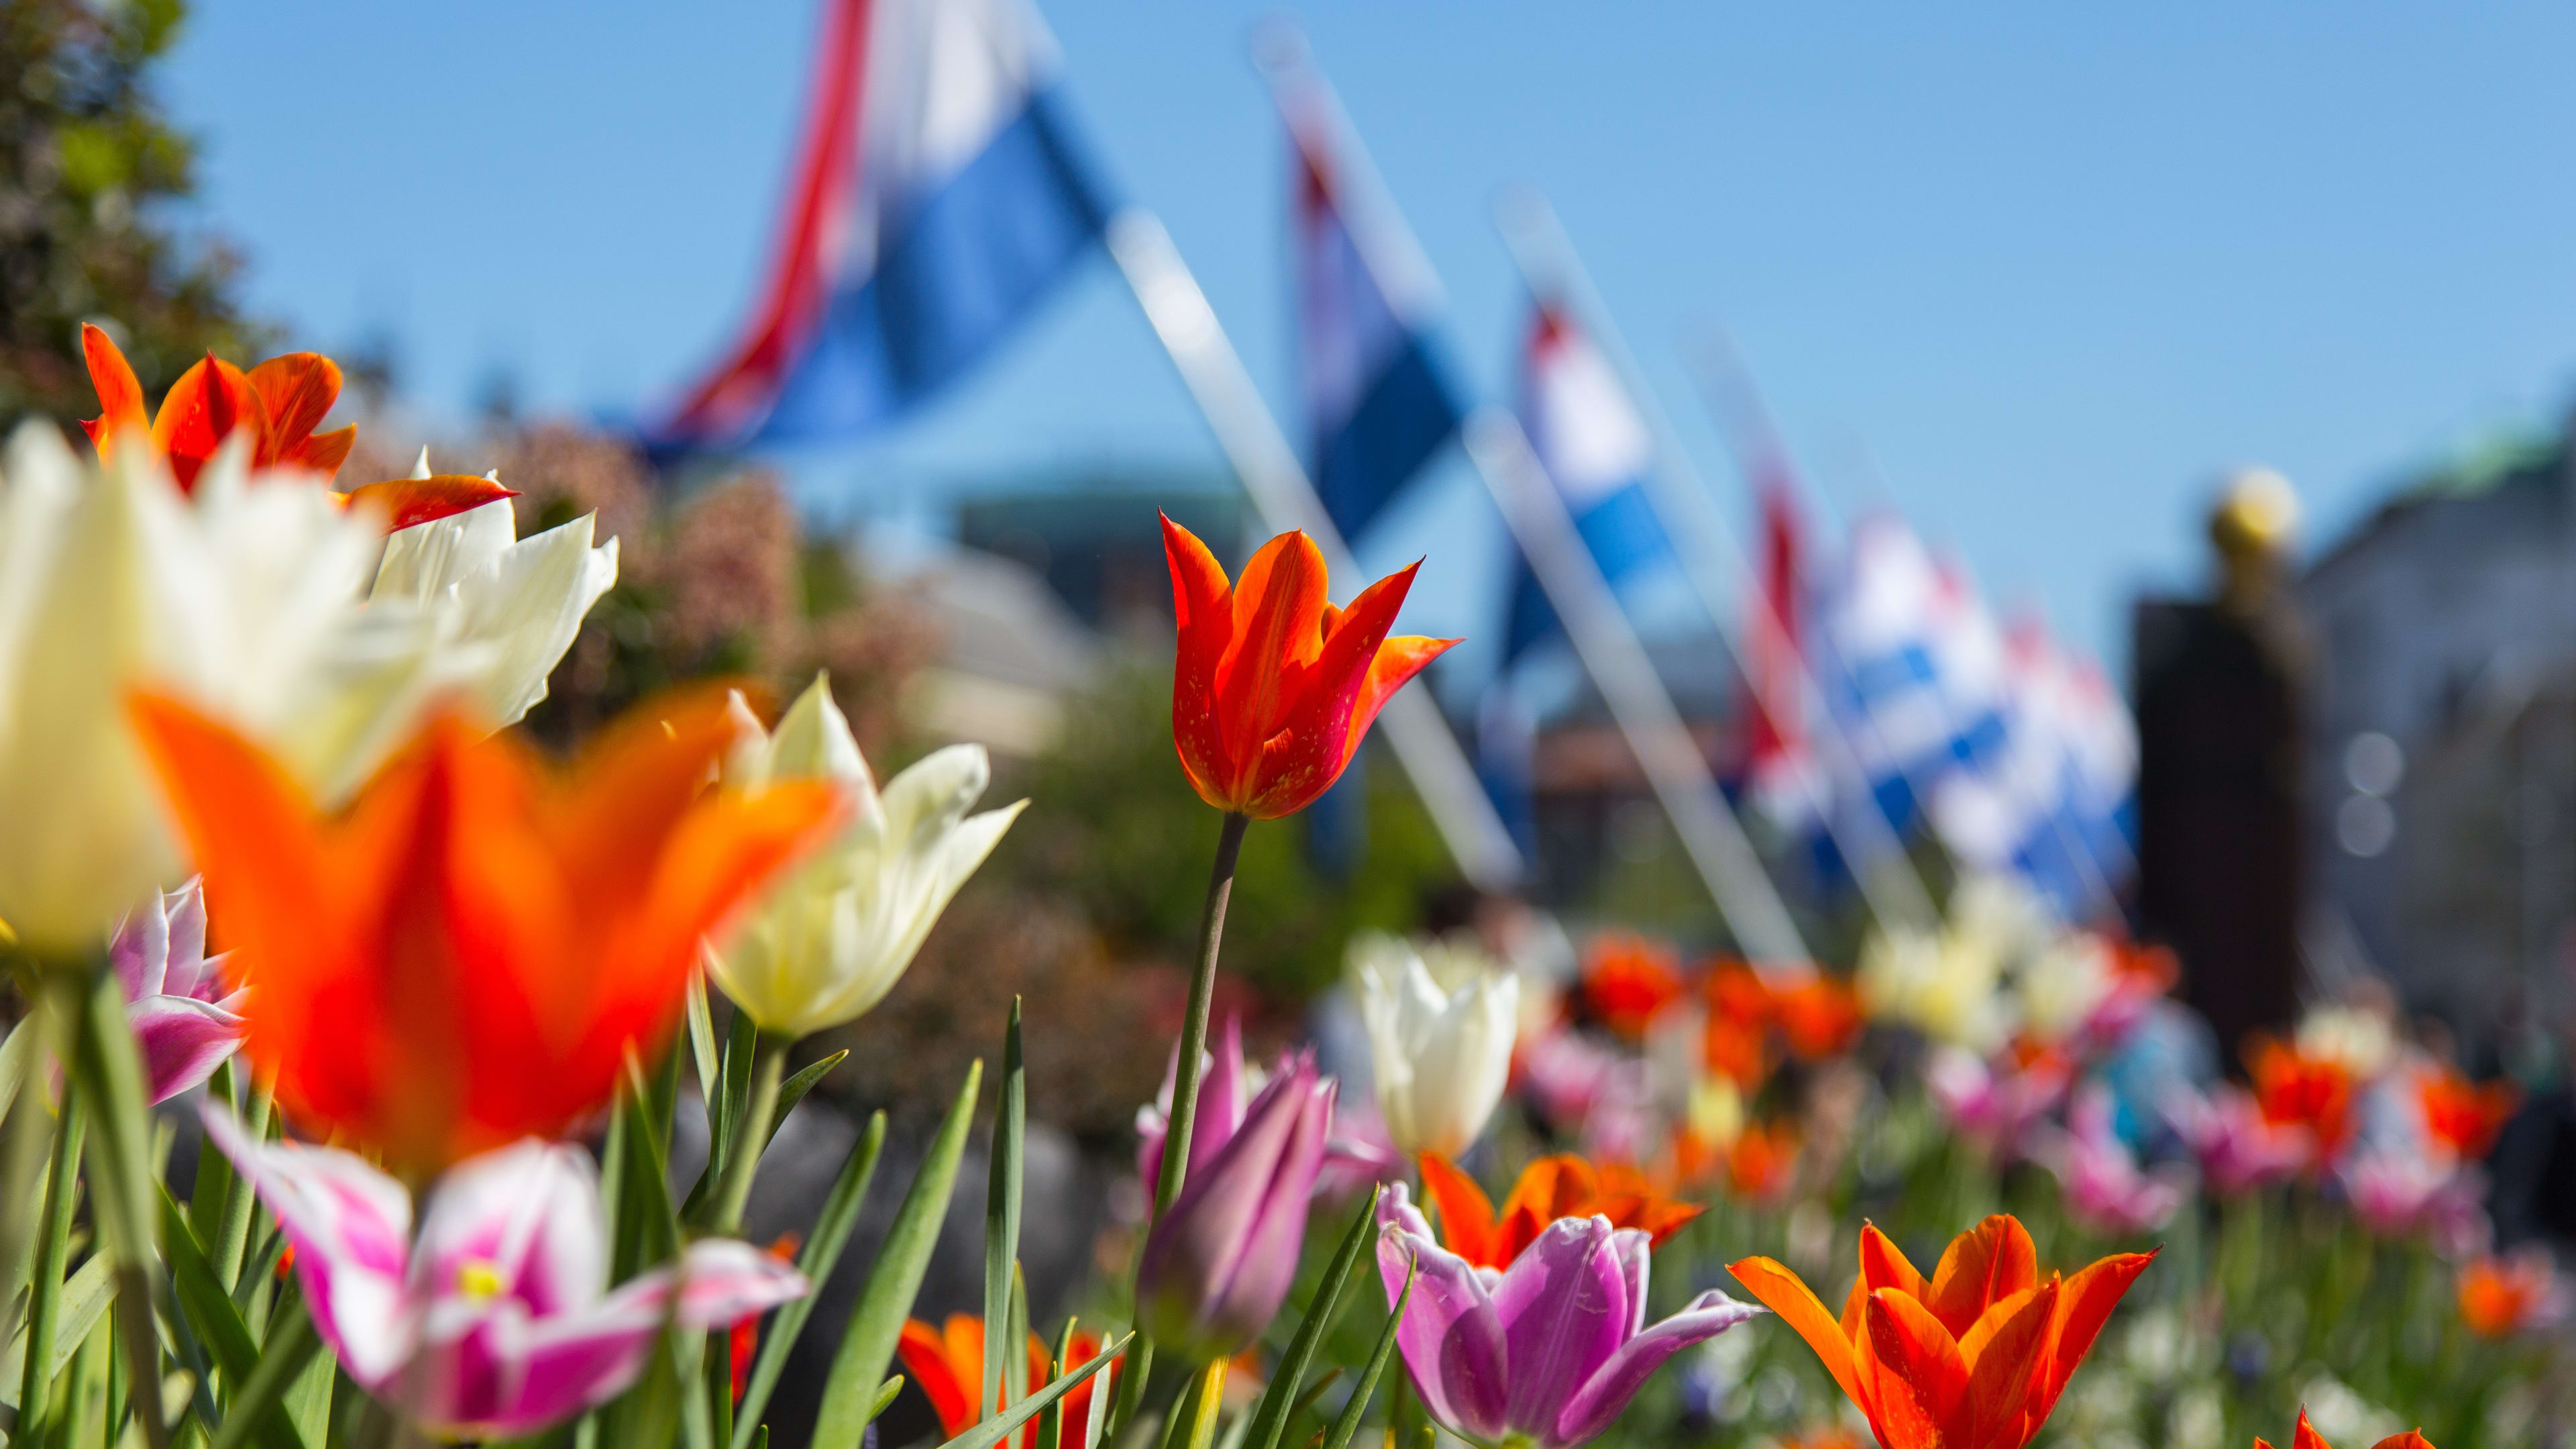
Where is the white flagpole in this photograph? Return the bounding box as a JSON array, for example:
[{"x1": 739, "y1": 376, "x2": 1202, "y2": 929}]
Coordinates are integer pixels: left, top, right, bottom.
[
  {"x1": 1104, "y1": 207, "x2": 1526, "y2": 892},
  {"x1": 1464, "y1": 409, "x2": 1810, "y2": 967},
  {"x1": 1492, "y1": 189, "x2": 1941, "y2": 936}
]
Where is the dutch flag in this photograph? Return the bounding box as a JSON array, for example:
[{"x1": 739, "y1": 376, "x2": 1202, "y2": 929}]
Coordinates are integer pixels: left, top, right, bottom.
[
  {"x1": 1289, "y1": 99, "x2": 1461, "y2": 541},
  {"x1": 1933, "y1": 620, "x2": 2137, "y2": 917},
  {"x1": 1502, "y1": 303, "x2": 1672, "y2": 662},
  {"x1": 653, "y1": 0, "x2": 1108, "y2": 451}
]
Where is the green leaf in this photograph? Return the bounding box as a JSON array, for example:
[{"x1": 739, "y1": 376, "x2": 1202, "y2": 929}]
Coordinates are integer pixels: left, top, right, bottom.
[
  {"x1": 983, "y1": 1000, "x2": 1024, "y2": 1421},
  {"x1": 765, "y1": 1051, "x2": 850, "y2": 1150},
  {"x1": 19, "y1": 1085, "x2": 86, "y2": 1431},
  {"x1": 1038, "y1": 1319, "x2": 1079, "y2": 1449},
  {"x1": 729, "y1": 1111, "x2": 886, "y2": 1449},
  {"x1": 1319, "y1": 1262, "x2": 1413, "y2": 1449},
  {"x1": 812, "y1": 1060, "x2": 983, "y2": 1449},
  {"x1": 1240, "y1": 1187, "x2": 1379, "y2": 1449},
  {"x1": 1166, "y1": 1360, "x2": 1227, "y2": 1449},
  {"x1": 870, "y1": 1375, "x2": 905, "y2": 1421},
  {"x1": 205, "y1": 1304, "x2": 322, "y2": 1449},
  {"x1": 936, "y1": 1333, "x2": 1130, "y2": 1449},
  {"x1": 0, "y1": 1254, "x2": 111, "y2": 1409},
  {"x1": 688, "y1": 971, "x2": 722, "y2": 1118},
  {"x1": 612, "y1": 1055, "x2": 684, "y2": 1285},
  {"x1": 158, "y1": 1189, "x2": 309, "y2": 1449}
]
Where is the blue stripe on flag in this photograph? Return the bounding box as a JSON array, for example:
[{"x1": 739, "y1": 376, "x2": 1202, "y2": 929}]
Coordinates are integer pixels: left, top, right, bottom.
[{"x1": 1314, "y1": 333, "x2": 1459, "y2": 540}]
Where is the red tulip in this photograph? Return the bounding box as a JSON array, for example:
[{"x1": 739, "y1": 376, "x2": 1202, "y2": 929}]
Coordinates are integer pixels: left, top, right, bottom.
[{"x1": 1161, "y1": 516, "x2": 1454, "y2": 820}]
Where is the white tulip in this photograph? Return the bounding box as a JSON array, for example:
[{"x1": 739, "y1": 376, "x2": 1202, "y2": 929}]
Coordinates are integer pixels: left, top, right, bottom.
[
  {"x1": 1350, "y1": 932, "x2": 1519, "y2": 1159},
  {"x1": 0, "y1": 425, "x2": 396, "y2": 947},
  {"x1": 707, "y1": 674, "x2": 1026, "y2": 1038},
  {"x1": 368, "y1": 449, "x2": 618, "y2": 729}
]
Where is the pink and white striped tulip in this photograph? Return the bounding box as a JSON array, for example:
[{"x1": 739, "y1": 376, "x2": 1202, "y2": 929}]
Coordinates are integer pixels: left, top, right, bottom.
[
  {"x1": 110, "y1": 878, "x2": 245, "y2": 1104},
  {"x1": 204, "y1": 1106, "x2": 806, "y2": 1439}
]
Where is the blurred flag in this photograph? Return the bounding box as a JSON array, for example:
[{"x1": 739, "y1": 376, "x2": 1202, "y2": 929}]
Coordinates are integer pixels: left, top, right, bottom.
[
  {"x1": 1287, "y1": 98, "x2": 1462, "y2": 539},
  {"x1": 651, "y1": 0, "x2": 1108, "y2": 451},
  {"x1": 1933, "y1": 620, "x2": 2137, "y2": 917},
  {"x1": 1739, "y1": 476, "x2": 1824, "y2": 824},
  {"x1": 1501, "y1": 303, "x2": 1674, "y2": 662},
  {"x1": 1805, "y1": 513, "x2": 2010, "y2": 845}
]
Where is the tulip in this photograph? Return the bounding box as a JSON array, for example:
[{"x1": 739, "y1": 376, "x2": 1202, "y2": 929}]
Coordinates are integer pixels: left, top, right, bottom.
[
  {"x1": 1161, "y1": 515, "x2": 1454, "y2": 819},
  {"x1": 2165, "y1": 1084, "x2": 2312, "y2": 1195},
  {"x1": 1925, "y1": 1045, "x2": 2072, "y2": 1159},
  {"x1": 2033, "y1": 1087, "x2": 2188, "y2": 1237},
  {"x1": 129, "y1": 686, "x2": 841, "y2": 1175},
  {"x1": 83, "y1": 324, "x2": 509, "y2": 525},
  {"x1": 2247, "y1": 1036, "x2": 2358, "y2": 1161},
  {"x1": 2255, "y1": 1408, "x2": 2435, "y2": 1449},
  {"x1": 706, "y1": 675, "x2": 1023, "y2": 1038},
  {"x1": 2455, "y1": 1249, "x2": 2567, "y2": 1338},
  {"x1": 1415, "y1": 1152, "x2": 1702, "y2": 1273},
  {"x1": 2337, "y1": 1149, "x2": 2487, "y2": 1254},
  {"x1": 1375, "y1": 1183, "x2": 1763, "y2": 1449},
  {"x1": 900, "y1": 1314, "x2": 1118, "y2": 1449},
  {"x1": 2413, "y1": 1065, "x2": 2517, "y2": 1165},
  {"x1": 1350, "y1": 931, "x2": 1518, "y2": 1159},
  {"x1": 1770, "y1": 967, "x2": 1866, "y2": 1060},
  {"x1": 1723, "y1": 1120, "x2": 1801, "y2": 1204},
  {"x1": 1730, "y1": 1214, "x2": 2155, "y2": 1449},
  {"x1": 108, "y1": 878, "x2": 245, "y2": 1104},
  {"x1": 1135, "y1": 1016, "x2": 1397, "y2": 1195},
  {"x1": 0, "y1": 423, "x2": 410, "y2": 947},
  {"x1": 1134, "y1": 1054, "x2": 1335, "y2": 1361},
  {"x1": 203, "y1": 1105, "x2": 805, "y2": 1439},
  {"x1": 1578, "y1": 933, "x2": 1685, "y2": 1039}
]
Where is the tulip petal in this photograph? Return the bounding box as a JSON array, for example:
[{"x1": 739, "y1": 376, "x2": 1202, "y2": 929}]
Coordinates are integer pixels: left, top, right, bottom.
[
  {"x1": 413, "y1": 1141, "x2": 604, "y2": 1320},
  {"x1": 1136, "y1": 1063, "x2": 1332, "y2": 1358},
  {"x1": 152, "y1": 354, "x2": 268, "y2": 493},
  {"x1": 1342, "y1": 632, "x2": 1456, "y2": 764},
  {"x1": 341, "y1": 475, "x2": 520, "y2": 533},
  {"x1": 1238, "y1": 555, "x2": 1405, "y2": 818},
  {"x1": 1551, "y1": 1289, "x2": 1766, "y2": 1449},
  {"x1": 1927, "y1": 1214, "x2": 2039, "y2": 1338},
  {"x1": 288, "y1": 425, "x2": 358, "y2": 480},
  {"x1": 1493, "y1": 1216, "x2": 1630, "y2": 1438},
  {"x1": 109, "y1": 891, "x2": 171, "y2": 1002},
  {"x1": 2022, "y1": 1248, "x2": 2155, "y2": 1435},
  {"x1": 1497, "y1": 1157, "x2": 1599, "y2": 1267},
  {"x1": 669, "y1": 1237, "x2": 812, "y2": 1330},
  {"x1": 245, "y1": 353, "x2": 341, "y2": 445},
  {"x1": 1214, "y1": 531, "x2": 1329, "y2": 788},
  {"x1": 1954, "y1": 1281, "x2": 2057, "y2": 1449},
  {"x1": 1862, "y1": 1289, "x2": 1968, "y2": 1449},
  {"x1": 1417, "y1": 1152, "x2": 1501, "y2": 1269},
  {"x1": 900, "y1": 1319, "x2": 981, "y2": 1438},
  {"x1": 2368, "y1": 1435, "x2": 2435, "y2": 1449},
  {"x1": 162, "y1": 879, "x2": 212, "y2": 998},
  {"x1": 1860, "y1": 1224, "x2": 1931, "y2": 1303},
  {"x1": 1377, "y1": 1224, "x2": 1508, "y2": 1442},
  {"x1": 129, "y1": 994, "x2": 246, "y2": 1106},
  {"x1": 2294, "y1": 1409, "x2": 2329, "y2": 1449},
  {"x1": 80, "y1": 323, "x2": 148, "y2": 454},
  {"x1": 1162, "y1": 515, "x2": 1240, "y2": 810},
  {"x1": 1727, "y1": 1255, "x2": 1861, "y2": 1409},
  {"x1": 201, "y1": 1104, "x2": 415, "y2": 1389}
]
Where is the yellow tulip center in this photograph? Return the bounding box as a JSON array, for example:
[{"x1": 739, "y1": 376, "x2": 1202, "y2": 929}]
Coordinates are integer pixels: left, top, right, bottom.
[{"x1": 455, "y1": 1260, "x2": 506, "y2": 1301}]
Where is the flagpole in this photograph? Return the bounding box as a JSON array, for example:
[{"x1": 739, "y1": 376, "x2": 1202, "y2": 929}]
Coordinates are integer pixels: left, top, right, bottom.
[
  {"x1": 1491, "y1": 188, "x2": 1941, "y2": 936},
  {"x1": 1680, "y1": 332, "x2": 2125, "y2": 926},
  {"x1": 1104, "y1": 207, "x2": 1526, "y2": 892},
  {"x1": 1463, "y1": 410, "x2": 1809, "y2": 967}
]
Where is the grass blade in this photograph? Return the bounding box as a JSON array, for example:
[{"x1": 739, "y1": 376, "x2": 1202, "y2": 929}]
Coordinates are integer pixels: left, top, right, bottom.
[
  {"x1": 1240, "y1": 1187, "x2": 1379, "y2": 1449},
  {"x1": 765, "y1": 1050, "x2": 850, "y2": 1150},
  {"x1": 19, "y1": 1087, "x2": 84, "y2": 1432},
  {"x1": 983, "y1": 1000, "x2": 1025, "y2": 1423},
  {"x1": 1038, "y1": 1318, "x2": 1079, "y2": 1449},
  {"x1": 1319, "y1": 1263, "x2": 1413, "y2": 1449},
  {"x1": 206, "y1": 1304, "x2": 321, "y2": 1449},
  {"x1": 938, "y1": 1334, "x2": 1130, "y2": 1449},
  {"x1": 729, "y1": 1111, "x2": 887, "y2": 1449},
  {"x1": 0, "y1": 1254, "x2": 112, "y2": 1409},
  {"x1": 688, "y1": 971, "x2": 722, "y2": 1117},
  {"x1": 812, "y1": 1060, "x2": 983, "y2": 1449},
  {"x1": 159, "y1": 1189, "x2": 309, "y2": 1449}
]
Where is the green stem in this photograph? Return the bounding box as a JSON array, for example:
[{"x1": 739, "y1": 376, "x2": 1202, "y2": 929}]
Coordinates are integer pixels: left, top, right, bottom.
[
  {"x1": 69, "y1": 956, "x2": 172, "y2": 1449},
  {"x1": 19, "y1": 1085, "x2": 85, "y2": 1431},
  {"x1": 1112, "y1": 810, "x2": 1249, "y2": 1435},
  {"x1": 708, "y1": 1034, "x2": 788, "y2": 1237},
  {"x1": 211, "y1": 1070, "x2": 273, "y2": 1291}
]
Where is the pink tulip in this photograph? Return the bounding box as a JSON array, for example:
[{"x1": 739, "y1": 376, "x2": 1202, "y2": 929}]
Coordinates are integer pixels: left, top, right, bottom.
[
  {"x1": 2035, "y1": 1087, "x2": 2188, "y2": 1236},
  {"x1": 2165, "y1": 1083, "x2": 2312, "y2": 1195},
  {"x1": 1373, "y1": 1183, "x2": 1762, "y2": 1449},
  {"x1": 2339, "y1": 1146, "x2": 2490, "y2": 1257},
  {"x1": 111, "y1": 879, "x2": 246, "y2": 1105},
  {"x1": 1134, "y1": 1054, "x2": 1335, "y2": 1362},
  {"x1": 204, "y1": 1106, "x2": 806, "y2": 1439},
  {"x1": 1134, "y1": 1016, "x2": 1393, "y2": 1196},
  {"x1": 1926, "y1": 1044, "x2": 2070, "y2": 1158}
]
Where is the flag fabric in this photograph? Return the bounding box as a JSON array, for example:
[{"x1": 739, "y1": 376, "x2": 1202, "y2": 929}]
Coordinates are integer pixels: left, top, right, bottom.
[
  {"x1": 1502, "y1": 302, "x2": 1672, "y2": 661},
  {"x1": 1739, "y1": 476, "x2": 1824, "y2": 824},
  {"x1": 1933, "y1": 619, "x2": 2137, "y2": 916},
  {"x1": 1805, "y1": 513, "x2": 2010, "y2": 845},
  {"x1": 1289, "y1": 102, "x2": 1460, "y2": 540},
  {"x1": 651, "y1": 0, "x2": 1108, "y2": 452}
]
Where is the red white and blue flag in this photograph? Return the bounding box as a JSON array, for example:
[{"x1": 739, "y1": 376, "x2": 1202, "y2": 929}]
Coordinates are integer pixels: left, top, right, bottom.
[
  {"x1": 1502, "y1": 302, "x2": 1672, "y2": 661},
  {"x1": 653, "y1": 0, "x2": 1107, "y2": 451},
  {"x1": 1287, "y1": 97, "x2": 1460, "y2": 540}
]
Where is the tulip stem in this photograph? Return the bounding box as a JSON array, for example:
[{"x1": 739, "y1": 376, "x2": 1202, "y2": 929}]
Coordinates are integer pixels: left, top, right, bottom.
[
  {"x1": 709, "y1": 1032, "x2": 790, "y2": 1236},
  {"x1": 1113, "y1": 810, "x2": 1248, "y2": 1438},
  {"x1": 19, "y1": 1081, "x2": 85, "y2": 1434}
]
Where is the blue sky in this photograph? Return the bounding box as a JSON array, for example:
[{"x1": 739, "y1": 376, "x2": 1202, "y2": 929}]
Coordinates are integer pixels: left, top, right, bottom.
[{"x1": 164, "y1": 1, "x2": 2576, "y2": 674}]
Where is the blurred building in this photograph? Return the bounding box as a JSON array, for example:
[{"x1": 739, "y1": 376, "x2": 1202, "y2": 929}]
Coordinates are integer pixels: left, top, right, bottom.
[{"x1": 2298, "y1": 425, "x2": 2576, "y2": 1070}]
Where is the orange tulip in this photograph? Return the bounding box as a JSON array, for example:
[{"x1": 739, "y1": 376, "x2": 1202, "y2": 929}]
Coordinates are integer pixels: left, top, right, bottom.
[
  {"x1": 1580, "y1": 932, "x2": 1686, "y2": 1039},
  {"x1": 2455, "y1": 1250, "x2": 2561, "y2": 1338},
  {"x1": 127, "y1": 685, "x2": 842, "y2": 1176},
  {"x1": 1725, "y1": 1120, "x2": 1801, "y2": 1203},
  {"x1": 898, "y1": 1315, "x2": 1117, "y2": 1449},
  {"x1": 2248, "y1": 1036, "x2": 2357, "y2": 1161},
  {"x1": 80, "y1": 323, "x2": 508, "y2": 527},
  {"x1": 2416, "y1": 1066, "x2": 2517, "y2": 1163},
  {"x1": 1774, "y1": 969, "x2": 1867, "y2": 1060},
  {"x1": 2255, "y1": 1407, "x2": 2434, "y2": 1449},
  {"x1": 1417, "y1": 1151, "x2": 1703, "y2": 1272},
  {"x1": 1161, "y1": 516, "x2": 1454, "y2": 819},
  {"x1": 1731, "y1": 1215, "x2": 2154, "y2": 1449}
]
